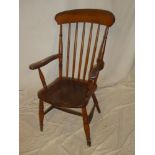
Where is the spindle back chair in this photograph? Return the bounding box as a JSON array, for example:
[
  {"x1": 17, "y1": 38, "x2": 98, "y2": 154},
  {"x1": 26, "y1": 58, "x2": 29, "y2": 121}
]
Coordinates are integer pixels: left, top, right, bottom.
[{"x1": 29, "y1": 9, "x2": 115, "y2": 146}]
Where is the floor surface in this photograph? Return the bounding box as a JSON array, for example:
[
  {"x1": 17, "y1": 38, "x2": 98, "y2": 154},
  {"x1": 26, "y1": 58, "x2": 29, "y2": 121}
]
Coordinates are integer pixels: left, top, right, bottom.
[{"x1": 20, "y1": 75, "x2": 134, "y2": 155}]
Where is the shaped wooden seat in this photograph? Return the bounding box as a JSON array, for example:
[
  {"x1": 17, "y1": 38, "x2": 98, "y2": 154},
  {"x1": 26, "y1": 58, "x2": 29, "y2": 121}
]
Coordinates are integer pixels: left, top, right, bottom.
[
  {"x1": 38, "y1": 77, "x2": 97, "y2": 108},
  {"x1": 29, "y1": 9, "x2": 115, "y2": 146}
]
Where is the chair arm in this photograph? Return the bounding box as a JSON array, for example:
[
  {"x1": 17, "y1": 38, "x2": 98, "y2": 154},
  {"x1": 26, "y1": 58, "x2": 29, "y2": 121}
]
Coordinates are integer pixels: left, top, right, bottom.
[
  {"x1": 29, "y1": 54, "x2": 61, "y2": 70},
  {"x1": 89, "y1": 61, "x2": 104, "y2": 80},
  {"x1": 89, "y1": 65, "x2": 100, "y2": 80}
]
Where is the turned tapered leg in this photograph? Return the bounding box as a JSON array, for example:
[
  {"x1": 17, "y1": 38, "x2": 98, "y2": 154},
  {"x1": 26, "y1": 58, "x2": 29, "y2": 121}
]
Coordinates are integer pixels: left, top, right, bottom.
[
  {"x1": 39, "y1": 99, "x2": 44, "y2": 131},
  {"x1": 82, "y1": 106, "x2": 91, "y2": 146},
  {"x1": 92, "y1": 93, "x2": 101, "y2": 113}
]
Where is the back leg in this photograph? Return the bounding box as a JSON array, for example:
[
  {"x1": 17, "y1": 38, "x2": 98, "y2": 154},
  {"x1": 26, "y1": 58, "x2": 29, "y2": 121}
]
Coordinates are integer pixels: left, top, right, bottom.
[{"x1": 92, "y1": 93, "x2": 101, "y2": 113}]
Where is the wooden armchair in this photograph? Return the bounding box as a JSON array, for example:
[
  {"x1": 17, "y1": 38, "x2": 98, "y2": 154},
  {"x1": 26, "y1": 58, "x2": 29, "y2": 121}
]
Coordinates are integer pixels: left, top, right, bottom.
[{"x1": 29, "y1": 9, "x2": 115, "y2": 146}]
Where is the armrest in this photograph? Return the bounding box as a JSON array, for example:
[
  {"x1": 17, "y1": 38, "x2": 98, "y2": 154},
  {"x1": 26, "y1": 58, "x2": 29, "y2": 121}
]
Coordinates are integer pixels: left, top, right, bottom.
[
  {"x1": 89, "y1": 65, "x2": 100, "y2": 80},
  {"x1": 29, "y1": 54, "x2": 61, "y2": 70},
  {"x1": 89, "y1": 61, "x2": 104, "y2": 80}
]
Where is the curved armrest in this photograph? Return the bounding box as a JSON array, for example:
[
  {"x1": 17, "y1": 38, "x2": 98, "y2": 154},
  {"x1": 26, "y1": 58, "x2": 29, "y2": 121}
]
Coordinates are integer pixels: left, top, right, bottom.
[
  {"x1": 29, "y1": 54, "x2": 61, "y2": 70},
  {"x1": 89, "y1": 61, "x2": 104, "y2": 80}
]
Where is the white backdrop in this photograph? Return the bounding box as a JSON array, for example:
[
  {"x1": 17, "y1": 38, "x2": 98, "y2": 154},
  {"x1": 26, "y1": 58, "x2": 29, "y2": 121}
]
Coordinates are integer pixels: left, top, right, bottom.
[{"x1": 20, "y1": 0, "x2": 134, "y2": 102}]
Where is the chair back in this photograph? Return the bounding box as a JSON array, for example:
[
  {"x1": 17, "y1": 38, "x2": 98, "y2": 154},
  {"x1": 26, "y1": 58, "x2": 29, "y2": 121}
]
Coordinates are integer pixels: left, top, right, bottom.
[{"x1": 55, "y1": 9, "x2": 115, "y2": 81}]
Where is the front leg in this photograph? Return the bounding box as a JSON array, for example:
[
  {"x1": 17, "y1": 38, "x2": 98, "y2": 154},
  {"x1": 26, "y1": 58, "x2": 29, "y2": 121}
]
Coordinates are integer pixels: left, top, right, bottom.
[
  {"x1": 39, "y1": 99, "x2": 44, "y2": 131},
  {"x1": 82, "y1": 106, "x2": 91, "y2": 146}
]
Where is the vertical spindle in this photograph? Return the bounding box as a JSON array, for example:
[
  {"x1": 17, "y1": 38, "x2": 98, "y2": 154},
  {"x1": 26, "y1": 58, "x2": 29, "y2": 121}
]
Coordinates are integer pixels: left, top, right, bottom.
[
  {"x1": 59, "y1": 24, "x2": 63, "y2": 79},
  {"x1": 89, "y1": 24, "x2": 100, "y2": 73},
  {"x1": 83, "y1": 23, "x2": 93, "y2": 80},
  {"x1": 66, "y1": 23, "x2": 71, "y2": 77},
  {"x1": 78, "y1": 22, "x2": 86, "y2": 79},
  {"x1": 97, "y1": 27, "x2": 109, "y2": 63},
  {"x1": 72, "y1": 23, "x2": 78, "y2": 78}
]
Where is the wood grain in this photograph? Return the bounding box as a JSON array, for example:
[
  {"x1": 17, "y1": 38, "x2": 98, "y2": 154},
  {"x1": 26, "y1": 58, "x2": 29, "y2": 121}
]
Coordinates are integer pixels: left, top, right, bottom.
[
  {"x1": 38, "y1": 68, "x2": 47, "y2": 88},
  {"x1": 39, "y1": 99, "x2": 44, "y2": 131},
  {"x1": 55, "y1": 9, "x2": 115, "y2": 26},
  {"x1": 78, "y1": 22, "x2": 86, "y2": 79},
  {"x1": 82, "y1": 106, "x2": 91, "y2": 146},
  {"x1": 89, "y1": 24, "x2": 100, "y2": 72},
  {"x1": 72, "y1": 23, "x2": 78, "y2": 78},
  {"x1": 59, "y1": 24, "x2": 63, "y2": 79},
  {"x1": 30, "y1": 9, "x2": 115, "y2": 146},
  {"x1": 66, "y1": 23, "x2": 71, "y2": 77},
  {"x1": 83, "y1": 23, "x2": 93, "y2": 80}
]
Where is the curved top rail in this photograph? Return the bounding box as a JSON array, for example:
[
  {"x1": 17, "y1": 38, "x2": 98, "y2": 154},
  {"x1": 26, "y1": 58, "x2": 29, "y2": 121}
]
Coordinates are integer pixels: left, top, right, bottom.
[{"x1": 55, "y1": 9, "x2": 115, "y2": 26}]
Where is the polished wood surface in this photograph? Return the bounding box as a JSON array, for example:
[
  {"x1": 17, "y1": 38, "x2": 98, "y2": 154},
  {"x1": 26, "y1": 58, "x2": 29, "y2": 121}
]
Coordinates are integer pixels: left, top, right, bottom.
[
  {"x1": 59, "y1": 24, "x2": 63, "y2": 79},
  {"x1": 72, "y1": 23, "x2": 78, "y2": 78},
  {"x1": 39, "y1": 99, "x2": 44, "y2": 131},
  {"x1": 38, "y1": 68, "x2": 47, "y2": 89},
  {"x1": 38, "y1": 77, "x2": 97, "y2": 108},
  {"x1": 29, "y1": 54, "x2": 60, "y2": 70},
  {"x1": 55, "y1": 9, "x2": 115, "y2": 26},
  {"x1": 29, "y1": 9, "x2": 115, "y2": 146},
  {"x1": 66, "y1": 23, "x2": 71, "y2": 77},
  {"x1": 83, "y1": 23, "x2": 93, "y2": 80},
  {"x1": 82, "y1": 106, "x2": 91, "y2": 146},
  {"x1": 78, "y1": 22, "x2": 86, "y2": 79}
]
